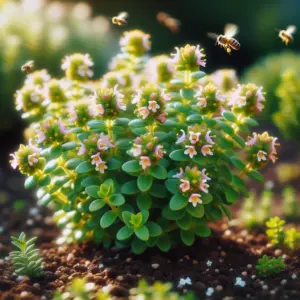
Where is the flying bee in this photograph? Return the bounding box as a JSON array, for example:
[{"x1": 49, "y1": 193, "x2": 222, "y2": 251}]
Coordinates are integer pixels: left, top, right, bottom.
[
  {"x1": 157, "y1": 12, "x2": 180, "y2": 33},
  {"x1": 278, "y1": 25, "x2": 296, "y2": 45},
  {"x1": 208, "y1": 24, "x2": 240, "y2": 54},
  {"x1": 112, "y1": 12, "x2": 128, "y2": 26},
  {"x1": 21, "y1": 60, "x2": 34, "y2": 73}
]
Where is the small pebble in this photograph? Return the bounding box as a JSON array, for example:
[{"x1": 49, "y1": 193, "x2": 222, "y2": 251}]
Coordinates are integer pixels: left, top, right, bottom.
[
  {"x1": 206, "y1": 287, "x2": 214, "y2": 297},
  {"x1": 216, "y1": 285, "x2": 223, "y2": 292},
  {"x1": 192, "y1": 260, "x2": 198, "y2": 265},
  {"x1": 262, "y1": 285, "x2": 268, "y2": 290},
  {"x1": 151, "y1": 263, "x2": 160, "y2": 269},
  {"x1": 215, "y1": 269, "x2": 220, "y2": 273},
  {"x1": 66, "y1": 253, "x2": 75, "y2": 262},
  {"x1": 291, "y1": 274, "x2": 297, "y2": 280},
  {"x1": 274, "y1": 249, "x2": 282, "y2": 256},
  {"x1": 126, "y1": 257, "x2": 132, "y2": 263},
  {"x1": 20, "y1": 291, "x2": 30, "y2": 298},
  {"x1": 206, "y1": 260, "x2": 212, "y2": 267},
  {"x1": 281, "y1": 279, "x2": 287, "y2": 285},
  {"x1": 247, "y1": 264, "x2": 252, "y2": 269},
  {"x1": 242, "y1": 271, "x2": 247, "y2": 276}
]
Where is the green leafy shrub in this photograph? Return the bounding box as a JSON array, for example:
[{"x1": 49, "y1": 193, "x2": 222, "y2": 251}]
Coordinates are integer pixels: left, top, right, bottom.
[
  {"x1": 0, "y1": 0, "x2": 113, "y2": 130},
  {"x1": 256, "y1": 255, "x2": 286, "y2": 277},
  {"x1": 9, "y1": 232, "x2": 43, "y2": 277},
  {"x1": 10, "y1": 30, "x2": 278, "y2": 254}
]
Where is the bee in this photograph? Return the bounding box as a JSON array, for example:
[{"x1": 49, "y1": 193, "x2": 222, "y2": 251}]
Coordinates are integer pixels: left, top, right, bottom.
[
  {"x1": 112, "y1": 12, "x2": 128, "y2": 26},
  {"x1": 208, "y1": 24, "x2": 240, "y2": 54},
  {"x1": 21, "y1": 60, "x2": 34, "y2": 73},
  {"x1": 278, "y1": 25, "x2": 296, "y2": 45},
  {"x1": 157, "y1": 12, "x2": 180, "y2": 33}
]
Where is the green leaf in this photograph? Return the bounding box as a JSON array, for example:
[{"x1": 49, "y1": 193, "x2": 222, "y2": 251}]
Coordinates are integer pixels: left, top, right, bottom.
[
  {"x1": 202, "y1": 193, "x2": 213, "y2": 204},
  {"x1": 186, "y1": 204, "x2": 204, "y2": 218},
  {"x1": 180, "y1": 230, "x2": 195, "y2": 246},
  {"x1": 195, "y1": 221, "x2": 211, "y2": 237},
  {"x1": 157, "y1": 236, "x2": 171, "y2": 252},
  {"x1": 109, "y1": 194, "x2": 125, "y2": 206},
  {"x1": 98, "y1": 179, "x2": 114, "y2": 198},
  {"x1": 165, "y1": 179, "x2": 179, "y2": 194},
  {"x1": 122, "y1": 211, "x2": 133, "y2": 227},
  {"x1": 89, "y1": 199, "x2": 106, "y2": 212},
  {"x1": 85, "y1": 186, "x2": 100, "y2": 198},
  {"x1": 222, "y1": 111, "x2": 236, "y2": 122},
  {"x1": 149, "y1": 184, "x2": 168, "y2": 198},
  {"x1": 170, "y1": 194, "x2": 188, "y2": 211},
  {"x1": 218, "y1": 121, "x2": 234, "y2": 135},
  {"x1": 131, "y1": 238, "x2": 147, "y2": 254},
  {"x1": 100, "y1": 211, "x2": 117, "y2": 228},
  {"x1": 44, "y1": 160, "x2": 58, "y2": 173},
  {"x1": 87, "y1": 120, "x2": 105, "y2": 129},
  {"x1": 135, "y1": 225, "x2": 149, "y2": 241},
  {"x1": 177, "y1": 213, "x2": 193, "y2": 230},
  {"x1": 107, "y1": 158, "x2": 121, "y2": 170},
  {"x1": 225, "y1": 187, "x2": 239, "y2": 204},
  {"x1": 244, "y1": 118, "x2": 259, "y2": 127},
  {"x1": 61, "y1": 142, "x2": 77, "y2": 151},
  {"x1": 66, "y1": 158, "x2": 83, "y2": 170},
  {"x1": 24, "y1": 176, "x2": 37, "y2": 189},
  {"x1": 75, "y1": 161, "x2": 94, "y2": 173},
  {"x1": 50, "y1": 145, "x2": 62, "y2": 158},
  {"x1": 147, "y1": 222, "x2": 162, "y2": 237},
  {"x1": 122, "y1": 160, "x2": 142, "y2": 173},
  {"x1": 121, "y1": 180, "x2": 139, "y2": 195},
  {"x1": 130, "y1": 213, "x2": 143, "y2": 227},
  {"x1": 233, "y1": 135, "x2": 245, "y2": 147},
  {"x1": 247, "y1": 170, "x2": 264, "y2": 182},
  {"x1": 141, "y1": 210, "x2": 149, "y2": 224},
  {"x1": 169, "y1": 149, "x2": 188, "y2": 162},
  {"x1": 39, "y1": 175, "x2": 51, "y2": 187},
  {"x1": 180, "y1": 88, "x2": 194, "y2": 99},
  {"x1": 149, "y1": 165, "x2": 167, "y2": 179},
  {"x1": 162, "y1": 206, "x2": 185, "y2": 220},
  {"x1": 220, "y1": 204, "x2": 232, "y2": 220},
  {"x1": 186, "y1": 114, "x2": 203, "y2": 123},
  {"x1": 81, "y1": 176, "x2": 101, "y2": 187},
  {"x1": 137, "y1": 174, "x2": 153, "y2": 192},
  {"x1": 191, "y1": 71, "x2": 206, "y2": 80},
  {"x1": 117, "y1": 226, "x2": 134, "y2": 241},
  {"x1": 128, "y1": 119, "x2": 146, "y2": 127},
  {"x1": 137, "y1": 193, "x2": 152, "y2": 211},
  {"x1": 230, "y1": 156, "x2": 246, "y2": 170}
]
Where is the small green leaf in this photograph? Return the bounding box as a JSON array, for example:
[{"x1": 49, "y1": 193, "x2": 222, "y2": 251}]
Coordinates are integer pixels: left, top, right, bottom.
[
  {"x1": 162, "y1": 206, "x2": 185, "y2": 220},
  {"x1": 149, "y1": 184, "x2": 168, "y2": 198},
  {"x1": 131, "y1": 238, "x2": 147, "y2": 254},
  {"x1": 39, "y1": 175, "x2": 51, "y2": 187},
  {"x1": 128, "y1": 119, "x2": 146, "y2": 127},
  {"x1": 222, "y1": 111, "x2": 236, "y2": 122},
  {"x1": 121, "y1": 180, "x2": 139, "y2": 195},
  {"x1": 117, "y1": 226, "x2": 134, "y2": 241},
  {"x1": 177, "y1": 213, "x2": 193, "y2": 230},
  {"x1": 180, "y1": 88, "x2": 194, "y2": 99},
  {"x1": 231, "y1": 156, "x2": 246, "y2": 170},
  {"x1": 109, "y1": 194, "x2": 125, "y2": 206},
  {"x1": 89, "y1": 199, "x2": 106, "y2": 212},
  {"x1": 65, "y1": 158, "x2": 83, "y2": 170},
  {"x1": 170, "y1": 194, "x2": 188, "y2": 211},
  {"x1": 98, "y1": 179, "x2": 114, "y2": 198},
  {"x1": 130, "y1": 213, "x2": 143, "y2": 227},
  {"x1": 24, "y1": 176, "x2": 37, "y2": 189},
  {"x1": 180, "y1": 230, "x2": 195, "y2": 246},
  {"x1": 157, "y1": 236, "x2": 171, "y2": 252},
  {"x1": 75, "y1": 161, "x2": 94, "y2": 173},
  {"x1": 85, "y1": 186, "x2": 100, "y2": 198},
  {"x1": 87, "y1": 120, "x2": 105, "y2": 129},
  {"x1": 247, "y1": 170, "x2": 264, "y2": 182},
  {"x1": 220, "y1": 204, "x2": 232, "y2": 220},
  {"x1": 147, "y1": 222, "x2": 162, "y2": 237},
  {"x1": 50, "y1": 145, "x2": 62, "y2": 158},
  {"x1": 186, "y1": 114, "x2": 203, "y2": 123},
  {"x1": 202, "y1": 193, "x2": 213, "y2": 204},
  {"x1": 137, "y1": 193, "x2": 152, "y2": 211},
  {"x1": 100, "y1": 211, "x2": 117, "y2": 228},
  {"x1": 122, "y1": 160, "x2": 142, "y2": 173},
  {"x1": 218, "y1": 121, "x2": 234, "y2": 135},
  {"x1": 169, "y1": 149, "x2": 188, "y2": 162},
  {"x1": 225, "y1": 187, "x2": 239, "y2": 204},
  {"x1": 61, "y1": 142, "x2": 77, "y2": 151},
  {"x1": 191, "y1": 71, "x2": 206, "y2": 80},
  {"x1": 195, "y1": 221, "x2": 211, "y2": 237},
  {"x1": 135, "y1": 225, "x2": 149, "y2": 241},
  {"x1": 107, "y1": 158, "x2": 121, "y2": 170},
  {"x1": 165, "y1": 179, "x2": 179, "y2": 194},
  {"x1": 122, "y1": 211, "x2": 133, "y2": 227},
  {"x1": 186, "y1": 204, "x2": 204, "y2": 218},
  {"x1": 233, "y1": 135, "x2": 245, "y2": 147},
  {"x1": 149, "y1": 164, "x2": 167, "y2": 179},
  {"x1": 81, "y1": 176, "x2": 101, "y2": 187},
  {"x1": 141, "y1": 210, "x2": 149, "y2": 224},
  {"x1": 244, "y1": 118, "x2": 259, "y2": 127},
  {"x1": 44, "y1": 160, "x2": 58, "y2": 173},
  {"x1": 137, "y1": 174, "x2": 153, "y2": 192}
]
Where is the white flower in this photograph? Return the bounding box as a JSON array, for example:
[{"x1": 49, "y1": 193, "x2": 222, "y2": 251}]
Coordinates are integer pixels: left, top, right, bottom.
[
  {"x1": 148, "y1": 100, "x2": 160, "y2": 112},
  {"x1": 36, "y1": 129, "x2": 46, "y2": 144},
  {"x1": 179, "y1": 179, "x2": 190, "y2": 193},
  {"x1": 91, "y1": 152, "x2": 102, "y2": 166},
  {"x1": 78, "y1": 142, "x2": 86, "y2": 156},
  {"x1": 68, "y1": 104, "x2": 77, "y2": 122},
  {"x1": 205, "y1": 131, "x2": 214, "y2": 145},
  {"x1": 10, "y1": 154, "x2": 19, "y2": 169},
  {"x1": 206, "y1": 260, "x2": 212, "y2": 267},
  {"x1": 176, "y1": 130, "x2": 187, "y2": 144},
  {"x1": 189, "y1": 194, "x2": 202, "y2": 207},
  {"x1": 28, "y1": 153, "x2": 38, "y2": 166},
  {"x1": 201, "y1": 145, "x2": 213, "y2": 156},
  {"x1": 189, "y1": 131, "x2": 201, "y2": 144},
  {"x1": 132, "y1": 90, "x2": 142, "y2": 104},
  {"x1": 199, "y1": 181, "x2": 209, "y2": 193},
  {"x1": 257, "y1": 150, "x2": 267, "y2": 162},
  {"x1": 114, "y1": 85, "x2": 126, "y2": 111},
  {"x1": 61, "y1": 55, "x2": 71, "y2": 70},
  {"x1": 195, "y1": 45, "x2": 206, "y2": 67},
  {"x1": 58, "y1": 119, "x2": 69, "y2": 134},
  {"x1": 184, "y1": 145, "x2": 197, "y2": 158},
  {"x1": 236, "y1": 96, "x2": 247, "y2": 107},
  {"x1": 131, "y1": 145, "x2": 142, "y2": 157},
  {"x1": 139, "y1": 156, "x2": 151, "y2": 170},
  {"x1": 161, "y1": 88, "x2": 171, "y2": 101},
  {"x1": 84, "y1": 53, "x2": 94, "y2": 66},
  {"x1": 97, "y1": 133, "x2": 114, "y2": 150},
  {"x1": 178, "y1": 277, "x2": 192, "y2": 286},
  {"x1": 16, "y1": 91, "x2": 23, "y2": 110},
  {"x1": 154, "y1": 145, "x2": 164, "y2": 158},
  {"x1": 201, "y1": 168, "x2": 211, "y2": 181},
  {"x1": 235, "y1": 277, "x2": 246, "y2": 287},
  {"x1": 30, "y1": 90, "x2": 42, "y2": 103},
  {"x1": 137, "y1": 107, "x2": 150, "y2": 119},
  {"x1": 95, "y1": 159, "x2": 107, "y2": 174}
]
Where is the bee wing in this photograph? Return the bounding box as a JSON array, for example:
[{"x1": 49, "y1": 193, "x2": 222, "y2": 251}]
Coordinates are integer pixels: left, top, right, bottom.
[
  {"x1": 118, "y1": 12, "x2": 128, "y2": 19},
  {"x1": 207, "y1": 32, "x2": 219, "y2": 40},
  {"x1": 286, "y1": 25, "x2": 296, "y2": 34},
  {"x1": 224, "y1": 23, "x2": 238, "y2": 38}
]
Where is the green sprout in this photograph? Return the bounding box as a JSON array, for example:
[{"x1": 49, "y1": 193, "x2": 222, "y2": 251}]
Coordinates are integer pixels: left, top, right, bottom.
[
  {"x1": 256, "y1": 255, "x2": 286, "y2": 277},
  {"x1": 9, "y1": 232, "x2": 43, "y2": 277},
  {"x1": 266, "y1": 216, "x2": 286, "y2": 245}
]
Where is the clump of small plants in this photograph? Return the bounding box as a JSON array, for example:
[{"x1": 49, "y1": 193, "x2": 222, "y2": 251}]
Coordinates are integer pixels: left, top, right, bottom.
[
  {"x1": 256, "y1": 255, "x2": 286, "y2": 277},
  {"x1": 9, "y1": 232, "x2": 43, "y2": 277},
  {"x1": 266, "y1": 216, "x2": 300, "y2": 250},
  {"x1": 10, "y1": 30, "x2": 279, "y2": 254}
]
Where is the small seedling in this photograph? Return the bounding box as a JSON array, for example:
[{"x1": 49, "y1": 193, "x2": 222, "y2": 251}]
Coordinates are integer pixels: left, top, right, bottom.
[
  {"x1": 266, "y1": 216, "x2": 286, "y2": 245},
  {"x1": 256, "y1": 255, "x2": 286, "y2": 277},
  {"x1": 9, "y1": 232, "x2": 43, "y2": 277}
]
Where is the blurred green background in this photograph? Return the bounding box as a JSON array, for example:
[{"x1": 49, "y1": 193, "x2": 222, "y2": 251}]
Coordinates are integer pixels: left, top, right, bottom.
[{"x1": 1, "y1": 0, "x2": 300, "y2": 167}]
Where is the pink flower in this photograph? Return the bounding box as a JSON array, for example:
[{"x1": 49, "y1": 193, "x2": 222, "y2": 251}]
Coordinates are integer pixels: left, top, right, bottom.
[
  {"x1": 199, "y1": 181, "x2": 209, "y2": 193},
  {"x1": 92, "y1": 104, "x2": 105, "y2": 117},
  {"x1": 148, "y1": 101, "x2": 160, "y2": 112},
  {"x1": 236, "y1": 96, "x2": 247, "y2": 107},
  {"x1": 205, "y1": 131, "x2": 214, "y2": 145},
  {"x1": 91, "y1": 152, "x2": 102, "y2": 166},
  {"x1": 15, "y1": 91, "x2": 23, "y2": 110},
  {"x1": 173, "y1": 168, "x2": 184, "y2": 179},
  {"x1": 201, "y1": 145, "x2": 213, "y2": 156},
  {"x1": 131, "y1": 144, "x2": 142, "y2": 157},
  {"x1": 132, "y1": 90, "x2": 141, "y2": 104},
  {"x1": 161, "y1": 89, "x2": 171, "y2": 102},
  {"x1": 114, "y1": 85, "x2": 126, "y2": 111},
  {"x1": 176, "y1": 130, "x2": 187, "y2": 144},
  {"x1": 197, "y1": 97, "x2": 207, "y2": 108},
  {"x1": 28, "y1": 139, "x2": 41, "y2": 153},
  {"x1": 189, "y1": 193, "x2": 202, "y2": 207},
  {"x1": 246, "y1": 133, "x2": 258, "y2": 146},
  {"x1": 78, "y1": 142, "x2": 86, "y2": 156},
  {"x1": 269, "y1": 138, "x2": 278, "y2": 163},
  {"x1": 137, "y1": 107, "x2": 150, "y2": 119},
  {"x1": 156, "y1": 112, "x2": 167, "y2": 123},
  {"x1": 36, "y1": 129, "x2": 46, "y2": 144},
  {"x1": 154, "y1": 145, "x2": 164, "y2": 158},
  {"x1": 95, "y1": 159, "x2": 107, "y2": 174},
  {"x1": 150, "y1": 93, "x2": 157, "y2": 100},
  {"x1": 180, "y1": 179, "x2": 190, "y2": 192},
  {"x1": 189, "y1": 131, "x2": 201, "y2": 144},
  {"x1": 97, "y1": 133, "x2": 114, "y2": 151},
  {"x1": 257, "y1": 150, "x2": 267, "y2": 162},
  {"x1": 255, "y1": 87, "x2": 265, "y2": 112},
  {"x1": 171, "y1": 47, "x2": 180, "y2": 64},
  {"x1": 195, "y1": 45, "x2": 206, "y2": 67},
  {"x1": 68, "y1": 104, "x2": 77, "y2": 122},
  {"x1": 184, "y1": 145, "x2": 197, "y2": 158},
  {"x1": 139, "y1": 156, "x2": 151, "y2": 170},
  {"x1": 28, "y1": 153, "x2": 39, "y2": 166},
  {"x1": 201, "y1": 168, "x2": 211, "y2": 181},
  {"x1": 10, "y1": 153, "x2": 19, "y2": 169},
  {"x1": 58, "y1": 119, "x2": 69, "y2": 134}
]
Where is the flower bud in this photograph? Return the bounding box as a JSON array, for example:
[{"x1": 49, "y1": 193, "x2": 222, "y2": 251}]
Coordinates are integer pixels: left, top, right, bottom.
[{"x1": 146, "y1": 55, "x2": 175, "y2": 83}]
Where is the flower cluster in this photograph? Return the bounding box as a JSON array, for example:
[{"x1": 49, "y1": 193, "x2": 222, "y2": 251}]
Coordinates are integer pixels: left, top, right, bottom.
[{"x1": 10, "y1": 30, "x2": 278, "y2": 254}]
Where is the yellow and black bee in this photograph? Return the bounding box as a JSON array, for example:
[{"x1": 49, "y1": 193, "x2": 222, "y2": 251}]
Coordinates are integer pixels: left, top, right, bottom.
[
  {"x1": 112, "y1": 12, "x2": 128, "y2": 26},
  {"x1": 278, "y1": 25, "x2": 296, "y2": 45},
  {"x1": 208, "y1": 24, "x2": 240, "y2": 54},
  {"x1": 21, "y1": 60, "x2": 34, "y2": 73}
]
